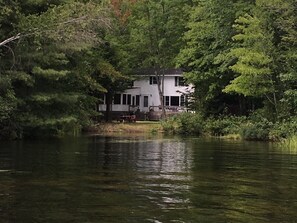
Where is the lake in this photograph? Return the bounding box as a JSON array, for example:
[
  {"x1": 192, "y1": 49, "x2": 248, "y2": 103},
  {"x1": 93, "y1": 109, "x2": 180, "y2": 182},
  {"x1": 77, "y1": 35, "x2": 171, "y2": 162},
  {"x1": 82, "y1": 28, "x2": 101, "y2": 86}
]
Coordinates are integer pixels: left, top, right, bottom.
[{"x1": 1, "y1": 134, "x2": 297, "y2": 223}]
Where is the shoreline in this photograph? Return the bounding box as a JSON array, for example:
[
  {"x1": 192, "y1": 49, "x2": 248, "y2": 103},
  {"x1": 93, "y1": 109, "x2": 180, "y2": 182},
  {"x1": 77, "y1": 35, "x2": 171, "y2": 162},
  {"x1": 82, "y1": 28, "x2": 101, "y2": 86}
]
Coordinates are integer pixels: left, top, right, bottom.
[{"x1": 85, "y1": 121, "x2": 163, "y2": 134}]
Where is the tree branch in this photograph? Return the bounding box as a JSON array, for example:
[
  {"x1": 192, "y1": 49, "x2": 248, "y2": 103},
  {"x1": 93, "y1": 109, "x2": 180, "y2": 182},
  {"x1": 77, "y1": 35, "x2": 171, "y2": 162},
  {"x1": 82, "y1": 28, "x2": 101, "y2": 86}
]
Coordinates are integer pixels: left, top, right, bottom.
[
  {"x1": 0, "y1": 33, "x2": 21, "y2": 47},
  {"x1": 0, "y1": 14, "x2": 111, "y2": 48},
  {"x1": 264, "y1": 93, "x2": 275, "y2": 106}
]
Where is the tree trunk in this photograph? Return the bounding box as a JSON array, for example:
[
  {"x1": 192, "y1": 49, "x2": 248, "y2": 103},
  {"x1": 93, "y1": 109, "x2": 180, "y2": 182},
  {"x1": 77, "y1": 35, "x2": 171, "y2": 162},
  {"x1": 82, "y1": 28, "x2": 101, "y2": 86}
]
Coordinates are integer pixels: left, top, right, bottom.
[
  {"x1": 105, "y1": 92, "x2": 113, "y2": 122},
  {"x1": 239, "y1": 95, "x2": 246, "y2": 115},
  {"x1": 155, "y1": 69, "x2": 166, "y2": 119}
]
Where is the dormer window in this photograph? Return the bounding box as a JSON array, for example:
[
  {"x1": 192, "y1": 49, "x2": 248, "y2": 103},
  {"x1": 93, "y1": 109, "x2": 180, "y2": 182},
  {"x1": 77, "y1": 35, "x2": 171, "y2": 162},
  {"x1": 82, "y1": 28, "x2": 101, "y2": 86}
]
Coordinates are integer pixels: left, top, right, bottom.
[
  {"x1": 175, "y1": 76, "x2": 186, "y2": 86},
  {"x1": 149, "y1": 76, "x2": 158, "y2": 85}
]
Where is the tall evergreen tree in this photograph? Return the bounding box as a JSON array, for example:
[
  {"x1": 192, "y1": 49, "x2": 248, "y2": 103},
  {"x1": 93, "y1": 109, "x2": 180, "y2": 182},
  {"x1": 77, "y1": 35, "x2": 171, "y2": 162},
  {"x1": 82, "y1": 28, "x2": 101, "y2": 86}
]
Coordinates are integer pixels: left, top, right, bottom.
[
  {"x1": 224, "y1": 0, "x2": 297, "y2": 118},
  {"x1": 0, "y1": 0, "x2": 112, "y2": 138},
  {"x1": 0, "y1": 0, "x2": 23, "y2": 138},
  {"x1": 177, "y1": 0, "x2": 254, "y2": 115}
]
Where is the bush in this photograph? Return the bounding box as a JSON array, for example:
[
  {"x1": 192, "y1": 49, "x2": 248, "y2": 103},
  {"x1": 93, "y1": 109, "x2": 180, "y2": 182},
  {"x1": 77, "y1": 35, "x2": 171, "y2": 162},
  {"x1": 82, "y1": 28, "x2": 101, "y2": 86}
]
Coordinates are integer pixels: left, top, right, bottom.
[
  {"x1": 177, "y1": 112, "x2": 204, "y2": 135},
  {"x1": 240, "y1": 118, "x2": 274, "y2": 140},
  {"x1": 205, "y1": 116, "x2": 246, "y2": 136},
  {"x1": 162, "y1": 111, "x2": 296, "y2": 142},
  {"x1": 161, "y1": 116, "x2": 179, "y2": 134},
  {"x1": 269, "y1": 117, "x2": 297, "y2": 141},
  {"x1": 161, "y1": 113, "x2": 203, "y2": 135},
  {"x1": 280, "y1": 135, "x2": 297, "y2": 149}
]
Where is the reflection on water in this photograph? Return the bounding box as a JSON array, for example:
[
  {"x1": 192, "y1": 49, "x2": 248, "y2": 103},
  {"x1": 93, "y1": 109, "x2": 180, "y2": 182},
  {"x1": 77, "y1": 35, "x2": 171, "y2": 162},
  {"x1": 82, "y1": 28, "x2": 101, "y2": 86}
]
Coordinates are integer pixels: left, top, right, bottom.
[{"x1": 1, "y1": 136, "x2": 297, "y2": 223}]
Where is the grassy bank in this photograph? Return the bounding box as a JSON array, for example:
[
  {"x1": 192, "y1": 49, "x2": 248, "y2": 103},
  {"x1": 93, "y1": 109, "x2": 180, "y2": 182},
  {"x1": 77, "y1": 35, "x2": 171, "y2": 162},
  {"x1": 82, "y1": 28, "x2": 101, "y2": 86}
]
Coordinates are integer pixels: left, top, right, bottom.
[
  {"x1": 161, "y1": 113, "x2": 297, "y2": 142},
  {"x1": 88, "y1": 121, "x2": 162, "y2": 134},
  {"x1": 85, "y1": 113, "x2": 296, "y2": 145},
  {"x1": 280, "y1": 135, "x2": 297, "y2": 149}
]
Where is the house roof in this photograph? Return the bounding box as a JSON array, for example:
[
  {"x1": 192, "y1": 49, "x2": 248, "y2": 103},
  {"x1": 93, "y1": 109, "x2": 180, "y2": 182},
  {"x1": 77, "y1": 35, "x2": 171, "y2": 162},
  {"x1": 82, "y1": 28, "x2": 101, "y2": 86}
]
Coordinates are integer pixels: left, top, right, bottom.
[{"x1": 134, "y1": 68, "x2": 183, "y2": 76}]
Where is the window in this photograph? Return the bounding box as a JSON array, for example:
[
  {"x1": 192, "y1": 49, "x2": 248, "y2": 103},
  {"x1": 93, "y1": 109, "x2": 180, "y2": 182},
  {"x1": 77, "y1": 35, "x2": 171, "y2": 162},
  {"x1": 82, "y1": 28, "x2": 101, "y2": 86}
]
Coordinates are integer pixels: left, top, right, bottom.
[
  {"x1": 127, "y1": 94, "x2": 131, "y2": 105},
  {"x1": 175, "y1": 76, "x2": 186, "y2": 86},
  {"x1": 163, "y1": 96, "x2": 170, "y2": 106},
  {"x1": 149, "y1": 76, "x2": 158, "y2": 85},
  {"x1": 136, "y1": 95, "x2": 140, "y2": 106},
  {"x1": 180, "y1": 95, "x2": 185, "y2": 106},
  {"x1": 170, "y1": 96, "x2": 179, "y2": 106},
  {"x1": 123, "y1": 94, "x2": 132, "y2": 105},
  {"x1": 144, "y1": 96, "x2": 149, "y2": 107},
  {"x1": 113, "y1": 94, "x2": 121, "y2": 104},
  {"x1": 122, "y1": 94, "x2": 127, "y2": 105}
]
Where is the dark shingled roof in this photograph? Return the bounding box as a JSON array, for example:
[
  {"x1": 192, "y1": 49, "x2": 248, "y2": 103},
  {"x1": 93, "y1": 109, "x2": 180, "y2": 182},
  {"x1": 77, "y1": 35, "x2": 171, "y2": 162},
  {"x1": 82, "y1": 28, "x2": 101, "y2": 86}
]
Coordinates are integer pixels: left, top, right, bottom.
[{"x1": 134, "y1": 68, "x2": 183, "y2": 76}]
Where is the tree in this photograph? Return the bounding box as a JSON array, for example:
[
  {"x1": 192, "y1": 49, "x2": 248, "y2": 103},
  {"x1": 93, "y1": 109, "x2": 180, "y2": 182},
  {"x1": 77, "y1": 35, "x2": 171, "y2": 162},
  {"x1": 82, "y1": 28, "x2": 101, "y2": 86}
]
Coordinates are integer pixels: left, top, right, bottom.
[
  {"x1": 223, "y1": 14, "x2": 275, "y2": 103},
  {"x1": 0, "y1": 0, "x2": 22, "y2": 138},
  {"x1": 126, "y1": 0, "x2": 191, "y2": 118},
  {"x1": 0, "y1": 0, "x2": 112, "y2": 138},
  {"x1": 177, "y1": 0, "x2": 254, "y2": 115},
  {"x1": 74, "y1": 45, "x2": 130, "y2": 122},
  {"x1": 224, "y1": 0, "x2": 297, "y2": 118},
  {"x1": 271, "y1": 0, "x2": 297, "y2": 117}
]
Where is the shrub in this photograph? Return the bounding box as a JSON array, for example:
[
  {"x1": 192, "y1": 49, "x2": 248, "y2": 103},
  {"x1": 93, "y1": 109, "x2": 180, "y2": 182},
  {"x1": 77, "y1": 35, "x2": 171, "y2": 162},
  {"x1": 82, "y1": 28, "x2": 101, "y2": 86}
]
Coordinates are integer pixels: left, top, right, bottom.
[
  {"x1": 240, "y1": 118, "x2": 274, "y2": 140},
  {"x1": 162, "y1": 111, "x2": 296, "y2": 142},
  {"x1": 161, "y1": 113, "x2": 203, "y2": 135},
  {"x1": 269, "y1": 117, "x2": 297, "y2": 141},
  {"x1": 177, "y1": 112, "x2": 204, "y2": 135},
  {"x1": 161, "y1": 116, "x2": 179, "y2": 134},
  {"x1": 205, "y1": 116, "x2": 246, "y2": 136},
  {"x1": 280, "y1": 135, "x2": 297, "y2": 149}
]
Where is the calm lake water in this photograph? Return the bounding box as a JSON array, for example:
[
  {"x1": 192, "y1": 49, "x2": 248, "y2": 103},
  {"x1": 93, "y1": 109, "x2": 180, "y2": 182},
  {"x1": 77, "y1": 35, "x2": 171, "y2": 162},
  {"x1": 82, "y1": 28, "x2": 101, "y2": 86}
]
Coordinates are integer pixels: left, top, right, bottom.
[{"x1": 1, "y1": 134, "x2": 297, "y2": 223}]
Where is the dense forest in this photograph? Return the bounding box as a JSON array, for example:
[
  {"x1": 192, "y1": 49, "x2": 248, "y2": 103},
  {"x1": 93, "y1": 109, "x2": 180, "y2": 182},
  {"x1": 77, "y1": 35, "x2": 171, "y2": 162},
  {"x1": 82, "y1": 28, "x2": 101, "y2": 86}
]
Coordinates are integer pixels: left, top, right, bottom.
[{"x1": 0, "y1": 0, "x2": 296, "y2": 140}]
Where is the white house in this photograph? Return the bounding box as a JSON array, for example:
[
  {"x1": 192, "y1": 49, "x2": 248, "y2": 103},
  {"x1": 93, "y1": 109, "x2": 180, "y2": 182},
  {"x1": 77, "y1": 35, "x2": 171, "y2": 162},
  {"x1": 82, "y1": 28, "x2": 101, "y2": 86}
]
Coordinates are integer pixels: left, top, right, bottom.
[{"x1": 98, "y1": 68, "x2": 193, "y2": 118}]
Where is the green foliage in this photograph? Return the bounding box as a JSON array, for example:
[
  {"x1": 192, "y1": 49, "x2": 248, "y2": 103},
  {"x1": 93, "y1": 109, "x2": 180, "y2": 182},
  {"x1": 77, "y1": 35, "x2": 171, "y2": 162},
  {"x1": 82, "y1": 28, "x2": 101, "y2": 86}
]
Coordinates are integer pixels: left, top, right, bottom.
[
  {"x1": 240, "y1": 119, "x2": 273, "y2": 141},
  {"x1": 73, "y1": 41, "x2": 131, "y2": 122},
  {"x1": 20, "y1": 115, "x2": 81, "y2": 138},
  {"x1": 176, "y1": 113, "x2": 204, "y2": 135},
  {"x1": 161, "y1": 117, "x2": 179, "y2": 134},
  {"x1": 205, "y1": 116, "x2": 247, "y2": 136},
  {"x1": 239, "y1": 110, "x2": 274, "y2": 140},
  {"x1": 280, "y1": 135, "x2": 297, "y2": 150},
  {"x1": 1, "y1": 0, "x2": 296, "y2": 139},
  {"x1": 0, "y1": 74, "x2": 19, "y2": 139},
  {"x1": 162, "y1": 111, "x2": 295, "y2": 142},
  {"x1": 224, "y1": 13, "x2": 275, "y2": 97},
  {"x1": 162, "y1": 113, "x2": 204, "y2": 135},
  {"x1": 177, "y1": 0, "x2": 296, "y2": 119},
  {"x1": 122, "y1": 0, "x2": 193, "y2": 118},
  {"x1": 0, "y1": 0, "x2": 116, "y2": 138},
  {"x1": 177, "y1": 0, "x2": 254, "y2": 115},
  {"x1": 240, "y1": 117, "x2": 297, "y2": 142},
  {"x1": 18, "y1": 1, "x2": 110, "y2": 48},
  {"x1": 269, "y1": 117, "x2": 297, "y2": 141},
  {"x1": 127, "y1": 0, "x2": 190, "y2": 69},
  {"x1": 32, "y1": 66, "x2": 69, "y2": 80},
  {"x1": 224, "y1": 0, "x2": 297, "y2": 118}
]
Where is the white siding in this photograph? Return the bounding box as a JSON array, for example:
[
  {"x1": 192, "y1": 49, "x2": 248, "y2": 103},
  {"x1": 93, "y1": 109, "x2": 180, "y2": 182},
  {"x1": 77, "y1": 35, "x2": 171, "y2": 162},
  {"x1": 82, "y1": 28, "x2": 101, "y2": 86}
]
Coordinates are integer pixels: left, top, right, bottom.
[{"x1": 98, "y1": 74, "x2": 193, "y2": 113}]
